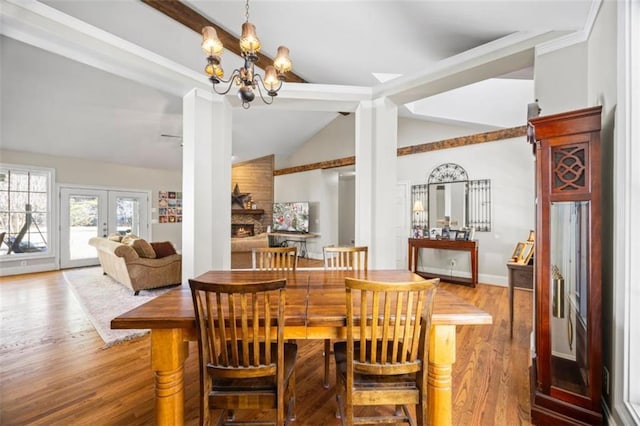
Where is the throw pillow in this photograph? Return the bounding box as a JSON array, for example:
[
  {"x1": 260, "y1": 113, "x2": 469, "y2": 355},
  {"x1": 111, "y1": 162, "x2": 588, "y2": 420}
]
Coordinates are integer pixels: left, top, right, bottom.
[
  {"x1": 107, "y1": 233, "x2": 122, "y2": 242},
  {"x1": 121, "y1": 234, "x2": 139, "y2": 245},
  {"x1": 150, "y1": 241, "x2": 177, "y2": 258},
  {"x1": 130, "y1": 238, "x2": 156, "y2": 259}
]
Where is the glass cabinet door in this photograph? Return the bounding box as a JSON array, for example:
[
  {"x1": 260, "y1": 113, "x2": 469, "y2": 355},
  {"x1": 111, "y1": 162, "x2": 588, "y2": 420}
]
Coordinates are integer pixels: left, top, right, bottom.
[{"x1": 549, "y1": 201, "x2": 590, "y2": 397}]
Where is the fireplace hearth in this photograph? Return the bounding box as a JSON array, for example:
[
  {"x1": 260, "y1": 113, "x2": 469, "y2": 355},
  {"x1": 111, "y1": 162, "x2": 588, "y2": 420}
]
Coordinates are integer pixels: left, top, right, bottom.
[{"x1": 232, "y1": 224, "x2": 255, "y2": 238}]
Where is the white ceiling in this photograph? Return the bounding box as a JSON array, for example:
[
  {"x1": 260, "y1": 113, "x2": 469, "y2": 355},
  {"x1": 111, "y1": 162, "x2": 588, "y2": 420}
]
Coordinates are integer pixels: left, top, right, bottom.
[{"x1": 0, "y1": 1, "x2": 594, "y2": 171}]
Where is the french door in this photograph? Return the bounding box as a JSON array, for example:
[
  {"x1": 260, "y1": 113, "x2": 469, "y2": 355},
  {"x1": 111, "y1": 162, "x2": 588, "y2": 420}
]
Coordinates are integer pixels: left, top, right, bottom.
[{"x1": 59, "y1": 187, "x2": 149, "y2": 269}]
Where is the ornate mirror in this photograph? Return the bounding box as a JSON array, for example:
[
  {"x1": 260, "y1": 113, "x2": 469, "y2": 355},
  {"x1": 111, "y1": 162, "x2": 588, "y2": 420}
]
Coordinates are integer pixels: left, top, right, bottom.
[
  {"x1": 411, "y1": 163, "x2": 491, "y2": 233},
  {"x1": 427, "y1": 163, "x2": 469, "y2": 229}
]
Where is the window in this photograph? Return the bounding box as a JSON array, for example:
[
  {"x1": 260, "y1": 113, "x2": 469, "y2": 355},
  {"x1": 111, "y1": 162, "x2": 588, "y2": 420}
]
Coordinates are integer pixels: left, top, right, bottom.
[{"x1": 0, "y1": 165, "x2": 53, "y2": 257}]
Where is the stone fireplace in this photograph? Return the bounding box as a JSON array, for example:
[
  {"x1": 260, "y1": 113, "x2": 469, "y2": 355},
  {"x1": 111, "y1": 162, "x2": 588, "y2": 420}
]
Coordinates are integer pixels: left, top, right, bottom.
[
  {"x1": 232, "y1": 223, "x2": 255, "y2": 238},
  {"x1": 231, "y1": 213, "x2": 265, "y2": 237}
]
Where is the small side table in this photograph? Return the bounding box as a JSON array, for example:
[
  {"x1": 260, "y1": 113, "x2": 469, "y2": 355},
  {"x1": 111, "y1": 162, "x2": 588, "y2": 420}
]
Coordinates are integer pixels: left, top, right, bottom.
[{"x1": 507, "y1": 262, "x2": 533, "y2": 337}]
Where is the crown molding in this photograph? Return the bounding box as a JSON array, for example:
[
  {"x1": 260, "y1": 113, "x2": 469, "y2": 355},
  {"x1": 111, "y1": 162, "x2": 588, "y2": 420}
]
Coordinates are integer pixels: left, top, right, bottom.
[{"x1": 535, "y1": 0, "x2": 603, "y2": 55}]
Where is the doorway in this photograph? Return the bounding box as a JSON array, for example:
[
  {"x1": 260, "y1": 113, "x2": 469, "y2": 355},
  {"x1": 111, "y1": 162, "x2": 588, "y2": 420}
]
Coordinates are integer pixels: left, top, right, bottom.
[{"x1": 59, "y1": 187, "x2": 149, "y2": 268}]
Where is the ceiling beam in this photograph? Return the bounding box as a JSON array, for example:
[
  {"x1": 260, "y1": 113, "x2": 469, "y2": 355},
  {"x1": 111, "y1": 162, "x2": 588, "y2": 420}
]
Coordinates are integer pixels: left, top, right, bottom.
[{"x1": 141, "y1": 0, "x2": 306, "y2": 84}]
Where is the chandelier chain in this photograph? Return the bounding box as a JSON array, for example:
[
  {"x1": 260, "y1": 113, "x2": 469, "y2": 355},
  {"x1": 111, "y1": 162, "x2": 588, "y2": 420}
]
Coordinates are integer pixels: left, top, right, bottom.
[{"x1": 245, "y1": 0, "x2": 250, "y2": 22}]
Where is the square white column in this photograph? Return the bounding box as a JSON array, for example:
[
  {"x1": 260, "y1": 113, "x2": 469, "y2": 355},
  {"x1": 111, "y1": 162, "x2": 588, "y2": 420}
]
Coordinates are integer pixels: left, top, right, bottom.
[
  {"x1": 355, "y1": 97, "x2": 398, "y2": 269},
  {"x1": 182, "y1": 89, "x2": 232, "y2": 281}
]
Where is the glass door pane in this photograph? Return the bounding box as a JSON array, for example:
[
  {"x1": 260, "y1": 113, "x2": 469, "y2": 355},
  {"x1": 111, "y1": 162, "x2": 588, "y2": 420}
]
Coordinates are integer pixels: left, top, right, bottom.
[
  {"x1": 60, "y1": 188, "x2": 149, "y2": 269},
  {"x1": 109, "y1": 191, "x2": 149, "y2": 240},
  {"x1": 60, "y1": 188, "x2": 107, "y2": 268},
  {"x1": 549, "y1": 201, "x2": 591, "y2": 397}
]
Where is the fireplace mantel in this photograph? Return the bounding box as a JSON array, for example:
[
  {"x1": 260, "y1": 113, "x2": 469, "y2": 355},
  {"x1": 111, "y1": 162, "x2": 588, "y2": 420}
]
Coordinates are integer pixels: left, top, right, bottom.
[{"x1": 232, "y1": 209, "x2": 264, "y2": 215}]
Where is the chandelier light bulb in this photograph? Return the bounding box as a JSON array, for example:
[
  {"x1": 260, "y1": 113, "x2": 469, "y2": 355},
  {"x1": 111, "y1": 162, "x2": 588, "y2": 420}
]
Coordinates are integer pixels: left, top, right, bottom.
[
  {"x1": 263, "y1": 66, "x2": 279, "y2": 91},
  {"x1": 273, "y1": 46, "x2": 292, "y2": 75},
  {"x1": 201, "y1": 26, "x2": 223, "y2": 56},
  {"x1": 239, "y1": 22, "x2": 261, "y2": 53},
  {"x1": 205, "y1": 63, "x2": 224, "y2": 78}
]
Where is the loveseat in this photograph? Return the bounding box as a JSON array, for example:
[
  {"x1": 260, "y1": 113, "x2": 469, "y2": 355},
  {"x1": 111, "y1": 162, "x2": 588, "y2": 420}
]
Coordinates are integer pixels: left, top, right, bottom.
[{"x1": 89, "y1": 236, "x2": 182, "y2": 295}]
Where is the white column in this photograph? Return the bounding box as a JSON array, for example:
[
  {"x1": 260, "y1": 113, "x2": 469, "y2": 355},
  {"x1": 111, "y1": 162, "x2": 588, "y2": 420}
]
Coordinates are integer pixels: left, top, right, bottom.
[
  {"x1": 182, "y1": 88, "x2": 232, "y2": 281},
  {"x1": 354, "y1": 97, "x2": 398, "y2": 269}
]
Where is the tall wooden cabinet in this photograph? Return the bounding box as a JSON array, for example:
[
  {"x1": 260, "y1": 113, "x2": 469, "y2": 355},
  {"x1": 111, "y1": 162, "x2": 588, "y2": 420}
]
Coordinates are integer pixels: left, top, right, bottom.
[{"x1": 527, "y1": 106, "x2": 603, "y2": 425}]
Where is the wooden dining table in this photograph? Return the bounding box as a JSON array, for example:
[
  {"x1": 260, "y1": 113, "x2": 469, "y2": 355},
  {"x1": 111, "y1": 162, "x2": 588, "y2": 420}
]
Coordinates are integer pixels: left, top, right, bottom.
[{"x1": 112, "y1": 269, "x2": 492, "y2": 426}]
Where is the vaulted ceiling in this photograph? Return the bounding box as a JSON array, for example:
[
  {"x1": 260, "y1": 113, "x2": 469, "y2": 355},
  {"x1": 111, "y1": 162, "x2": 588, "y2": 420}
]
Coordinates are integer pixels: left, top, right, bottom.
[{"x1": 1, "y1": 0, "x2": 595, "y2": 170}]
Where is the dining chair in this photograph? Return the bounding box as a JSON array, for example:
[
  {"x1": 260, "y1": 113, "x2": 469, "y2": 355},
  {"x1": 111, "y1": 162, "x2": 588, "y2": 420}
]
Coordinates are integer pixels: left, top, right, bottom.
[
  {"x1": 323, "y1": 245, "x2": 368, "y2": 271},
  {"x1": 252, "y1": 246, "x2": 298, "y2": 271},
  {"x1": 322, "y1": 245, "x2": 369, "y2": 388},
  {"x1": 334, "y1": 276, "x2": 439, "y2": 425},
  {"x1": 189, "y1": 278, "x2": 297, "y2": 426}
]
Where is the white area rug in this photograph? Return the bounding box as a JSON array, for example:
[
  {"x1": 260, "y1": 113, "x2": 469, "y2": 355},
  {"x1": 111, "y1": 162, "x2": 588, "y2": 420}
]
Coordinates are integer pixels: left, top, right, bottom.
[{"x1": 63, "y1": 267, "x2": 177, "y2": 348}]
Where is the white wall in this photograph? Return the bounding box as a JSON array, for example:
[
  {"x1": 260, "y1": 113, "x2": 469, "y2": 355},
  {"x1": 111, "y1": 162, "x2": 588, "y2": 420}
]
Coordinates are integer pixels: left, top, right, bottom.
[
  {"x1": 275, "y1": 116, "x2": 535, "y2": 284},
  {"x1": 339, "y1": 175, "x2": 356, "y2": 246},
  {"x1": 398, "y1": 137, "x2": 535, "y2": 285},
  {"x1": 0, "y1": 149, "x2": 182, "y2": 274},
  {"x1": 277, "y1": 114, "x2": 355, "y2": 169},
  {"x1": 535, "y1": 42, "x2": 589, "y2": 114},
  {"x1": 274, "y1": 168, "x2": 339, "y2": 259}
]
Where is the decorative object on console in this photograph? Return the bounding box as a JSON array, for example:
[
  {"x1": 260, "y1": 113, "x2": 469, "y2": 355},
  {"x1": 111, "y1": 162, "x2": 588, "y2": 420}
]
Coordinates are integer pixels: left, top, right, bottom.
[
  {"x1": 200, "y1": 0, "x2": 292, "y2": 108},
  {"x1": 510, "y1": 241, "x2": 534, "y2": 265},
  {"x1": 411, "y1": 163, "x2": 492, "y2": 235},
  {"x1": 231, "y1": 183, "x2": 252, "y2": 209}
]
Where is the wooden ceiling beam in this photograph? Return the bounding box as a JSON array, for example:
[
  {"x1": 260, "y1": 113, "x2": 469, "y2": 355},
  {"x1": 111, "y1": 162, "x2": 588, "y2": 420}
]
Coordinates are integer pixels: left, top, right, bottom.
[{"x1": 141, "y1": 0, "x2": 306, "y2": 84}]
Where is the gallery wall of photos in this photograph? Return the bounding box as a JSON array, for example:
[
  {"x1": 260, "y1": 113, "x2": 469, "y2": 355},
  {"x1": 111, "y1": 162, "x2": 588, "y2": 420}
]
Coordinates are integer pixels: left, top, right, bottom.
[{"x1": 158, "y1": 191, "x2": 182, "y2": 223}]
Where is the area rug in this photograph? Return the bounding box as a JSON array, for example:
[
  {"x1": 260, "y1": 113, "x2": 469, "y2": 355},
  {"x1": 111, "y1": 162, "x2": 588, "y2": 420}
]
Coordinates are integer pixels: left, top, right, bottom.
[{"x1": 63, "y1": 267, "x2": 179, "y2": 348}]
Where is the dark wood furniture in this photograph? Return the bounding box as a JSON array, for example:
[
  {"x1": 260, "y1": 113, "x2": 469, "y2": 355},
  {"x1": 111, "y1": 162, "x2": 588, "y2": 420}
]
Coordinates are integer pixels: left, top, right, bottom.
[
  {"x1": 408, "y1": 238, "x2": 478, "y2": 287},
  {"x1": 507, "y1": 262, "x2": 533, "y2": 338},
  {"x1": 334, "y1": 276, "x2": 438, "y2": 425},
  {"x1": 528, "y1": 106, "x2": 603, "y2": 425},
  {"x1": 112, "y1": 270, "x2": 492, "y2": 426},
  {"x1": 189, "y1": 278, "x2": 296, "y2": 425}
]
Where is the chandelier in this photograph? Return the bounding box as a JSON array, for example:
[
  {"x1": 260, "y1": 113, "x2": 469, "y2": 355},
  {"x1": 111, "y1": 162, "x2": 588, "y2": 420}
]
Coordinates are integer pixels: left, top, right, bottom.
[{"x1": 200, "y1": 0, "x2": 292, "y2": 109}]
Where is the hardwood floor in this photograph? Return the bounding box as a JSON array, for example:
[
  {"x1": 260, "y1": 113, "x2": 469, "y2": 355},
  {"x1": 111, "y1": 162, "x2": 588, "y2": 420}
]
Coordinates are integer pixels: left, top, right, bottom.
[{"x1": 0, "y1": 271, "x2": 533, "y2": 425}]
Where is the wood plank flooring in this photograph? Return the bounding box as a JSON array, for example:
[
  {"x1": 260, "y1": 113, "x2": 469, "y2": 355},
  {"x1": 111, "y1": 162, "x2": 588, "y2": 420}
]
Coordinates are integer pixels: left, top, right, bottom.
[{"x1": 0, "y1": 271, "x2": 533, "y2": 425}]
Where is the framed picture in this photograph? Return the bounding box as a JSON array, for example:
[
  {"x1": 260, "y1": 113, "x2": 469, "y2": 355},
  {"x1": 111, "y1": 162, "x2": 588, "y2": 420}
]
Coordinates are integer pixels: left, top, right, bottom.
[
  {"x1": 430, "y1": 227, "x2": 442, "y2": 239},
  {"x1": 455, "y1": 230, "x2": 468, "y2": 240},
  {"x1": 511, "y1": 242, "x2": 525, "y2": 262},
  {"x1": 519, "y1": 242, "x2": 534, "y2": 264}
]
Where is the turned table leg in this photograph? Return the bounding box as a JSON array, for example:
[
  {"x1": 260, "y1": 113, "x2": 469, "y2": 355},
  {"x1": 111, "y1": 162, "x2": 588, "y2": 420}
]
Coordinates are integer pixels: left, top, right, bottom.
[
  {"x1": 151, "y1": 329, "x2": 189, "y2": 426},
  {"x1": 427, "y1": 324, "x2": 456, "y2": 426}
]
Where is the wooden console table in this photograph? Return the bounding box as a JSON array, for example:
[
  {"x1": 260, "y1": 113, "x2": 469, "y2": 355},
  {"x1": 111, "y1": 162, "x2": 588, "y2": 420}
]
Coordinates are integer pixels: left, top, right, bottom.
[
  {"x1": 268, "y1": 232, "x2": 319, "y2": 258},
  {"x1": 408, "y1": 238, "x2": 479, "y2": 287}
]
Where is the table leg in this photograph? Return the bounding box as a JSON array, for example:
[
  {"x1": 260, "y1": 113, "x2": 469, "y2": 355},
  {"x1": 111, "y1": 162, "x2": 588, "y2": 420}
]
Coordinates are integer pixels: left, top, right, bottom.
[
  {"x1": 509, "y1": 275, "x2": 514, "y2": 338},
  {"x1": 151, "y1": 328, "x2": 189, "y2": 426},
  {"x1": 427, "y1": 324, "x2": 456, "y2": 426},
  {"x1": 471, "y1": 248, "x2": 478, "y2": 287}
]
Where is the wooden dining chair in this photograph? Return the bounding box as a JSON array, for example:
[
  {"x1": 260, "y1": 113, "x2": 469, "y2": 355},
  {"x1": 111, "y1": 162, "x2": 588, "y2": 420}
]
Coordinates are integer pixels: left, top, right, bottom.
[
  {"x1": 189, "y1": 278, "x2": 297, "y2": 426},
  {"x1": 323, "y1": 246, "x2": 368, "y2": 271},
  {"x1": 252, "y1": 246, "x2": 298, "y2": 271},
  {"x1": 322, "y1": 245, "x2": 369, "y2": 388},
  {"x1": 334, "y1": 277, "x2": 439, "y2": 426}
]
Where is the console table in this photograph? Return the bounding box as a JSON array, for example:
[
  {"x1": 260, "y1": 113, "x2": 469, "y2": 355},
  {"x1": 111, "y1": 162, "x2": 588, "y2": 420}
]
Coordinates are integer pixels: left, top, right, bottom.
[
  {"x1": 408, "y1": 238, "x2": 478, "y2": 287},
  {"x1": 268, "y1": 232, "x2": 319, "y2": 258}
]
